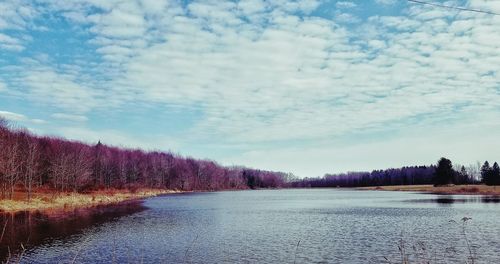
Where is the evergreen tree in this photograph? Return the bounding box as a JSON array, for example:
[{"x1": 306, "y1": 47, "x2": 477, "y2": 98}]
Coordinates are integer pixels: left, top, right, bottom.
[
  {"x1": 481, "y1": 161, "x2": 492, "y2": 185},
  {"x1": 433, "y1": 157, "x2": 454, "y2": 186},
  {"x1": 492, "y1": 162, "x2": 500, "y2": 185}
]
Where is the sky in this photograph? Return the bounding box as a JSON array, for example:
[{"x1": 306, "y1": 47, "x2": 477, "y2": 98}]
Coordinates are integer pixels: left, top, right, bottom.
[{"x1": 0, "y1": 0, "x2": 499, "y2": 178}]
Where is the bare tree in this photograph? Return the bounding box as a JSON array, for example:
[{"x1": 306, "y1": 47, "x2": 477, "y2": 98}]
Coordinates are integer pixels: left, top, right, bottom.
[
  {"x1": 24, "y1": 136, "x2": 40, "y2": 201},
  {"x1": 0, "y1": 120, "x2": 288, "y2": 197}
]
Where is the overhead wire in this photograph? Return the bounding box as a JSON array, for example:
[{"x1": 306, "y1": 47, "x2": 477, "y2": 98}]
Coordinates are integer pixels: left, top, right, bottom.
[{"x1": 407, "y1": 0, "x2": 500, "y2": 16}]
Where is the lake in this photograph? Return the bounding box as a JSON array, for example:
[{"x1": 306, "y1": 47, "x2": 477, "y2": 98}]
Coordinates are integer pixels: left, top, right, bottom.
[{"x1": 3, "y1": 189, "x2": 500, "y2": 263}]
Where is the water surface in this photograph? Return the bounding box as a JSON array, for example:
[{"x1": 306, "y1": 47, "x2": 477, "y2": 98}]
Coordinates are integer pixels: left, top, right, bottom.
[{"x1": 6, "y1": 189, "x2": 500, "y2": 263}]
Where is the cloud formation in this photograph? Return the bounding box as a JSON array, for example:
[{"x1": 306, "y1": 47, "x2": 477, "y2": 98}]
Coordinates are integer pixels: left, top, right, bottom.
[
  {"x1": 0, "y1": 110, "x2": 46, "y2": 124},
  {"x1": 0, "y1": 110, "x2": 26, "y2": 121},
  {"x1": 0, "y1": 0, "x2": 499, "y2": 176},
  {"x1": 51, "y1": 113, "x2": 88, "y2": 122}
]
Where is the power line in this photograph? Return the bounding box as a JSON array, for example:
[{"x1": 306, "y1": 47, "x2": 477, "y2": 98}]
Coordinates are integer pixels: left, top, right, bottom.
[{"x1": 407, "y1": 0, "x2": 500, "y2": 16}]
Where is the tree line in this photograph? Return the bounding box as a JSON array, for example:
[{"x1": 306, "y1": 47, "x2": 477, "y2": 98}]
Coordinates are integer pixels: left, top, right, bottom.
[
  {"x1": 432, "y1": 157, "x2": 499, "y2": 186},
  {"x1": 291, "y1": 157, "x2": 498, "y2": 188},
  {"x1": 0, "y1": 118, "x2": 290, "y2": 200},
  {"x1": 290, "y1": 165, "x2": 439, "y2": 188}
]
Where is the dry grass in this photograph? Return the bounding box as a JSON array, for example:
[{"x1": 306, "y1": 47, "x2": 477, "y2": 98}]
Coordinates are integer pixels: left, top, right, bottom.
[
  {"x1": 358, "y1": 184, "x2": 500, "y2": 195},
  {"x1": 0, "y1": 189, "x2": 181, "y2": 213}
]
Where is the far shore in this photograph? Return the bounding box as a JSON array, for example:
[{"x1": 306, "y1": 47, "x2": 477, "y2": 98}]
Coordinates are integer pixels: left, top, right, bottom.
[
  {"x1": 358, "y1": 184, "x2": 500, "y2": 195},
  {"x1": 0, "y1": 189, "x2": 182, "y2": 214},
  {"x1": 4, "y1": 184, "x2": 499, "y2": 214}
]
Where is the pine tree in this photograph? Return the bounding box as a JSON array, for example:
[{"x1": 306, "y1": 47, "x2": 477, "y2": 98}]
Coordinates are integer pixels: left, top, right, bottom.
[
  {"x1": 481, "y1": 161, "x2": 492, "y2": 185},
  {"x1": 433, "y1": 157, "x2": 454, "y2": 186},
  {"x1": 492, "y1": 162, "x2": 500, "y2": 186}
]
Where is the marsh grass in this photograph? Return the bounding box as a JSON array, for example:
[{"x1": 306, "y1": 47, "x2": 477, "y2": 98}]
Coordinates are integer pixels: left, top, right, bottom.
[
  {"x1": 184, "y1": 234, "x2": 199, "y2": 263},
  {"x1": 384, "y1": 217, "x2": 477, "y2": 264},
  {"x1": 0, "y1": 189, "x2": 180, "y2": 213},
  {"x1": 293, "y1": 240, "x2": 301, "y2": 264}
]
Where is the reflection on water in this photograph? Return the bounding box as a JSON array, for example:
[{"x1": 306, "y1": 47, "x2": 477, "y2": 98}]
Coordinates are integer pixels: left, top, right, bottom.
[
  {"x1": 3, "y1": 190, "x2": 500, "y2": 263},
  {"x1": 0, "y1": 201, "x2": 146, "y2": 262},
  {"x1": 481, "y1": 196, "x2": 500, "y2": 203},
  {"x1": 406, "y1": 195, "x2": 500, "y2": 205}
]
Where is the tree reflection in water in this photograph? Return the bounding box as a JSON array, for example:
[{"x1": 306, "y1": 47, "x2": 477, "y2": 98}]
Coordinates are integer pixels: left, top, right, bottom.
[{"x1": 0, "y1": 201, "x2": 146, "y2": 262}]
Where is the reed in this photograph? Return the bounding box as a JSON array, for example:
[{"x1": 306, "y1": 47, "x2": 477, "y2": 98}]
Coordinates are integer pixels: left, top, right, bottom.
[
  {"x1": 0, "y1": 189, "x2": 181, "y2": 213},
  {"x1": 384, "y1": 217, "x2": 477, "y2": 264}
]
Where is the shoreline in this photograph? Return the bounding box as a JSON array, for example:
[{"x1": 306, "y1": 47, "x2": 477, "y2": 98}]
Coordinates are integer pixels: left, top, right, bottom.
[
  {"x1": 0, "y1": 189, "x2": 183, "y2": 214},
  {"x1": 3, "y1": 184, "x2": 499, "y2": 214},
  {"x1": 357, "y1": 184, "x2": 500, "y2": 196}
]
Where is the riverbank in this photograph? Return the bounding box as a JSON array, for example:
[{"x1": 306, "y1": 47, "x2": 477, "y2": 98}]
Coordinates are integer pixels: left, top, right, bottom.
[
  {"x1": 358, "y1": 184, "x2": 500, "y2": 195},
  {"x1": 0, "y1": 189, "x2": 181, "y2": 214}
]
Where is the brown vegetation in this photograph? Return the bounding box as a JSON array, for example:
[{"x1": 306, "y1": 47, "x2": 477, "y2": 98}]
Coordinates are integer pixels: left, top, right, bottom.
[
  {"x1": 0, "y1": 188, "x2": 180, "y2": 213},
  {"x1": 359, "y1": 184, "x2": 500, "y2": 195}
]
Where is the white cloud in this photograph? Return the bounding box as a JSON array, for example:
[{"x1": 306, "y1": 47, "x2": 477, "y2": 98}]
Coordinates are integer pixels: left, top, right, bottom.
[
  {"x1": 30, "y1": 119, "x2": 46, "y2": 124},
  {"x1": 0, "y1": 110, "x2": 46, "y2": 124},
  {"x1": 0, "y1": 1, "x2": 37, "y2": 30},
  {"x1": 334, "y1": 11, "x2": 361, "y2": 23},
  {"x1": 108, "y1": 1, "x2": 498, "y2": 146},
  {"x1": 88, "y1": 8, "x2": 146, "y2": 38},
  {"x1": 0, "y1": 33, "x2": 24, "y2": 51},
  {"x1": 469, "y1": 0, "x2": 500, "y2": 13},
  {"x1": 20, "y1": 66, "x2": 100, "y2": 113},
  {"x1": 0, "y1": 110, "x2": 26, "y2": 121},
  {"x1": 0, "y1": 0, "x2": 39, "y2": 51},
  {"x1": 51, "y1": 126, "x2": 182, "y2": 152},
  {"x1": 375, "y1": 0, "x2": 397, "y2": 5},
  {"x1": 51, "y1": 113, "x2": 88, "y2": 122},
  {"x1": 336, "y1": 1, "x2": 357, "y2": 9}
]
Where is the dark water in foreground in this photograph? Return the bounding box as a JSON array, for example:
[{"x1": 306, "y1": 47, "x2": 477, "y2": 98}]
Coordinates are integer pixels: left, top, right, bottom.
[{"x1": 3, "y1": 189, "x2": 500, "y2": 263}]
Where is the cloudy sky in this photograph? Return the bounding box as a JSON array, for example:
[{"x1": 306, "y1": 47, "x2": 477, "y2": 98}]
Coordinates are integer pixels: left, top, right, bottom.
[{"x1": 0, "y1": 0, "x2": 499, "y2": 177}]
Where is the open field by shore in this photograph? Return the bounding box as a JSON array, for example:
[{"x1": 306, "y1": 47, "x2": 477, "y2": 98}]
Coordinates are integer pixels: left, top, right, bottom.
[
  {"x1": 0, "y1": 189, "x2": 181, "y2": 214},
  {"x1": 358, "y1": 184, "x2": 500, "y2": 195}
]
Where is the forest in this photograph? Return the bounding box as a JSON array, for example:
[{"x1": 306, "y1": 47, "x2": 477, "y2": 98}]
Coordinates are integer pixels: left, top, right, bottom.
[
  {"x1": 291, "y1": 158, "x2": 500, "y2": 188},
  {"x1": 0, "y1": 118, "x2": 290, "y2": 200}
]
